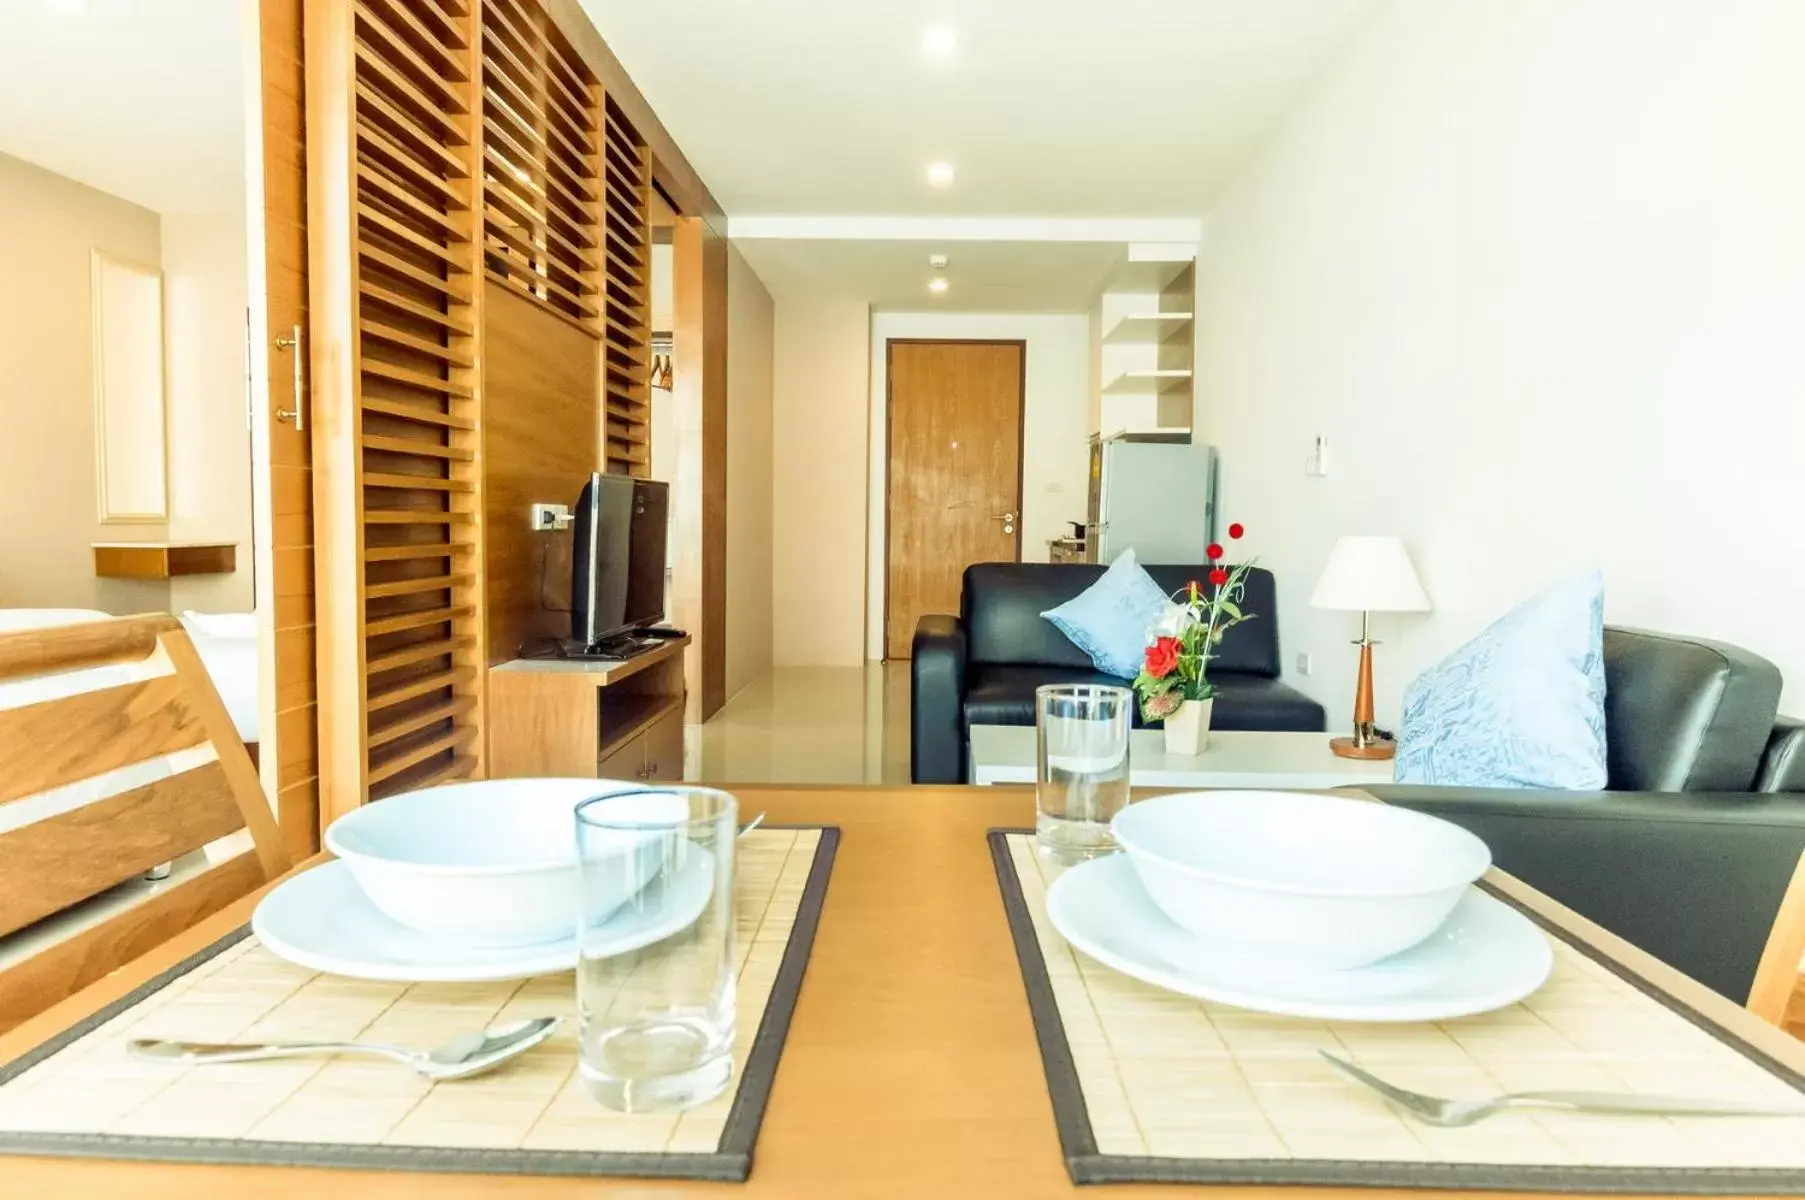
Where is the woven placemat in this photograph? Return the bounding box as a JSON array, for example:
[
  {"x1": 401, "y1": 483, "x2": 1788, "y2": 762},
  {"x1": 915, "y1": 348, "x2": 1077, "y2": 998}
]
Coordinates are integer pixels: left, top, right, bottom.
[
  {"x1": 0, "y1": 826, "x2": 838, "y2": 1181},
  {"x1": 991, "y1": 831, "x2": 1805, "y2": 1192}
]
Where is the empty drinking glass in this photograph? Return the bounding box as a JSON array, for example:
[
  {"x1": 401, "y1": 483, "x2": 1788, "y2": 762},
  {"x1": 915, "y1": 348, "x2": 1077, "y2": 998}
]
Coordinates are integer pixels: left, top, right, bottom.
[
  {"x1": 575, "y1": 786, "x2": 737, "y2": 1112},
  {"x1": 1035, "y1": 684, "x2": 1133, "y2": 864}
]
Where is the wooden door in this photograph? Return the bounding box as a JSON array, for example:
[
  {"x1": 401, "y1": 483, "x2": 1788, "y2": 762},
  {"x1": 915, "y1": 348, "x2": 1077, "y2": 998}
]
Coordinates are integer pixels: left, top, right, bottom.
[
  {"x1": 884, "y1": 340, "x2": 1025, "y2": 660},
  {"x1": 248, "y1": 0, "x2": 321, "y2": 859}
]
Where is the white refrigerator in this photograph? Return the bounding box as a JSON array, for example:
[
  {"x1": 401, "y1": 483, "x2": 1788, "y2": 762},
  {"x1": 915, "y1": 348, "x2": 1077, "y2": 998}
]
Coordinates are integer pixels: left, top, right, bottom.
[{"x1": 1085, "y1": 433, "x2": 1218, "y2": 565}]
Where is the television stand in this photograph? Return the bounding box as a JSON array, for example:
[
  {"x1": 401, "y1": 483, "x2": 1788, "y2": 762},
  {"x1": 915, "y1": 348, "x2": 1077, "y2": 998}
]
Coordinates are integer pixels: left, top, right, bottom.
[{"x1": 489, "y1": 635, "x2": 690, "y2": 780}]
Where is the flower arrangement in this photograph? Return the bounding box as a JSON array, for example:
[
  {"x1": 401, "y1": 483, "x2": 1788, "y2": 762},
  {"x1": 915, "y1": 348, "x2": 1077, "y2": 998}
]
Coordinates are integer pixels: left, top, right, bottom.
[{"x1": 1133, "y1": 523, "x2": 1256, "y2": 724}]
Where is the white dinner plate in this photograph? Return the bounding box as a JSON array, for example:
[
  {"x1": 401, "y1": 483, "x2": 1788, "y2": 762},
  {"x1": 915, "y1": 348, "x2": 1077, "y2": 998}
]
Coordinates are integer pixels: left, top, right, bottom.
[
  {"x1": 252, "y1": 850, "x2": 713, "y2": 983},
  {"x1": 1044, "y1": 853, "x2": 1553, "y2": 1021}
]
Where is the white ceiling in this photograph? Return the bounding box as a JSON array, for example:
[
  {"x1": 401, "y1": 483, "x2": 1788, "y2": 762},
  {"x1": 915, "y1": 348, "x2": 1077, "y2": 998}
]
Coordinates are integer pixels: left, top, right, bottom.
[
  {"x1": 0, "y1": 0, "x2": 244, "y2": 214},
  {"x1": 578, "y1": 0, "x2": 1380, "y2": 216},
  {"x1": 734, "y1": 239, "x2": 1125, "y2": 313}
]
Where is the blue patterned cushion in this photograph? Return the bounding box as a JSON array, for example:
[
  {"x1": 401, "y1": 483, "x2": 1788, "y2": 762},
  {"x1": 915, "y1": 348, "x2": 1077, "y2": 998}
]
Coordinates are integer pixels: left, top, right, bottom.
[
  {"x1": 1396, "y1": 571, "x2": 1607, "y2": 790},
  {"x1": 1040, "y1": 549, "x2": 1172, "y2": 679}
]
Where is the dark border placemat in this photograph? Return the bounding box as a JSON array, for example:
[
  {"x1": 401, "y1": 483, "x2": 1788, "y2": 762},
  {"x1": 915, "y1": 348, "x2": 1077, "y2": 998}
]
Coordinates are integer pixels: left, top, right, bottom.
[
  {"x1": 0, "y1": 825, "x2": 840, "y2": 1182},
  {"x1": 989, "y1": 829, "x2": 1805, "y2": 1193}
]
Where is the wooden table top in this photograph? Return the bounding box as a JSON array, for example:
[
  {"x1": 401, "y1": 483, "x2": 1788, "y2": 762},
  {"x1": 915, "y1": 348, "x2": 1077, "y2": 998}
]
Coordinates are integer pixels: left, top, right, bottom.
[{"x1": 4, "y1": 783, "x2": 1802, "y2": 1199}]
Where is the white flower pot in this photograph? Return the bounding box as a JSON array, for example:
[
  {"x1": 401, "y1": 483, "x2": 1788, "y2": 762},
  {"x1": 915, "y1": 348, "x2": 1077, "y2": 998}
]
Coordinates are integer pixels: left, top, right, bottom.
[{"x1": 1163, "y1": 698, "x2": 1212, "y2": 757}]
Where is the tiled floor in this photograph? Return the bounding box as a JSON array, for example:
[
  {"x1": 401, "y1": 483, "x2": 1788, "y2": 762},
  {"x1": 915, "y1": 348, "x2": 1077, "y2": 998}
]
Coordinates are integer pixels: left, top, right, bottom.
[{"x1": 688, "y1": 664, "x2": 912, "y2": 786}]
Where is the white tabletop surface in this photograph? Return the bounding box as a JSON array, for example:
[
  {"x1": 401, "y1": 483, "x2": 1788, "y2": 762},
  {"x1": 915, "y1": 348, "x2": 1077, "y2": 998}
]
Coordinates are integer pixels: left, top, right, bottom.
[{"x1": 968, "y1": 725, "x2": 1397, "y2": 788}]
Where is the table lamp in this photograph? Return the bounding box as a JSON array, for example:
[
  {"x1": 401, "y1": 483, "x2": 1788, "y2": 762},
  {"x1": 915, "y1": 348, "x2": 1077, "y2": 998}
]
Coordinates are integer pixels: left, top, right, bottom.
[{"x1": 1309, "y1": 536, "x2": 1431, "y2": 760}]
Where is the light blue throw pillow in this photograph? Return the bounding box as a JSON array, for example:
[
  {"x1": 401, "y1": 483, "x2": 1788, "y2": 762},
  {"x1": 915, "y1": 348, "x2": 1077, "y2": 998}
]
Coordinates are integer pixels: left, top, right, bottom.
[
  {"x1": 1041, "y1": 549, "x2": 1172, "y2": 679},
  {"x1": 1395, "y1": 570, "x2": 1608, "y2": 790}
]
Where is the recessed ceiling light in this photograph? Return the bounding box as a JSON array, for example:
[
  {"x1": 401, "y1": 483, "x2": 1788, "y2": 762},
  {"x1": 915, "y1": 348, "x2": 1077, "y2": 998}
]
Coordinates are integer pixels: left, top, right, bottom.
[
  {"x1": 922, "y1": 26, "x2": 958, "y2": 58},
  {"x1": 926, "y1": 162, "x2": 956, "y2": 188},
  {"x1": 928, "y1": 277, "x2": 950, "y2": 295},
  {"x1": 928, "y1": 254, "x2": 949, "y2": 269}
]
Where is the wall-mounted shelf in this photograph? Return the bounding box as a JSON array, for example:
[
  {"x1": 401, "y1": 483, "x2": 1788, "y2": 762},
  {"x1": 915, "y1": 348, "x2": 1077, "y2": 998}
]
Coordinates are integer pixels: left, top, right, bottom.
[
  {"x1": 1102, "y1": 312, "x2": 1194, "y2": 345},
  {"x1": 1105, "y1": 258, "x2": 1193, "y2": 293},
  {"x1": 1101, "y1": 369, "x2": 1194, "y2": 396},
  {"x1": 93, "y1": 541, "x2": 236, "y2": 580}
]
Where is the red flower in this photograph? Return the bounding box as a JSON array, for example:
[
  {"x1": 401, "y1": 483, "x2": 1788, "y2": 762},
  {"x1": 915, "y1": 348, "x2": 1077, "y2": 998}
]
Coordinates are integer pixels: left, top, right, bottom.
[
  {"x1": 1144, "y1": 636, "x2": 1180, "y2": 679},
  {"x1": 1206, "y1": 543, "x2": 1224, "y2": 561},
  {"x1": 1228, "y1": 522, "x2": 1245, "y2": 539},
  {"x1": 1209, "y1": 567, "x2": 1229, "y2": 586}
]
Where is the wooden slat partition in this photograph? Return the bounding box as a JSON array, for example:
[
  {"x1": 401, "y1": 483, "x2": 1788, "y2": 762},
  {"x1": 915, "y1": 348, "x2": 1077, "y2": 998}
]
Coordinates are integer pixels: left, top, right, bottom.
[
  {"x1": 480, "y1": 0, "x2": 604, "y2": 333},
  {"x1": 599, "y1": 96, "x2": 652, "y2": 476},
  {"x1": 307, "y1": 0, "x2": 486, "y2": 813}
]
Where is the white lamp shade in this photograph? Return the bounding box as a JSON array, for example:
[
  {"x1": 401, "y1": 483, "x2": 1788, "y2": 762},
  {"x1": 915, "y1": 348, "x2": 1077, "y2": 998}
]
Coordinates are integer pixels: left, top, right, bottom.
[{"x1": 1309, "y1": 536, "x2": 1432, "y2": 613}]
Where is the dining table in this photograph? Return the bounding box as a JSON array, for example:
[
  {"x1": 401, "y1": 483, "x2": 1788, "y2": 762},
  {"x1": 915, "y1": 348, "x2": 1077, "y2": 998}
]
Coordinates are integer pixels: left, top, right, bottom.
[{"x1": 3, "y1": 782, "x2": 1802, "y2": 1199}]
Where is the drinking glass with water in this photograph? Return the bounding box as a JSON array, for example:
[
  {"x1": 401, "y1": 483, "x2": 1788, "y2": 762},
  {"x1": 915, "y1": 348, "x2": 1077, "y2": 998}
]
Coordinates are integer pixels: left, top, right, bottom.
[
  {"x1": 1035, "y1": 684, "x2": 1132, "y2": 864},
  {"x1": 575, "y1": 786, "x2": 737, "y2": 1112}
]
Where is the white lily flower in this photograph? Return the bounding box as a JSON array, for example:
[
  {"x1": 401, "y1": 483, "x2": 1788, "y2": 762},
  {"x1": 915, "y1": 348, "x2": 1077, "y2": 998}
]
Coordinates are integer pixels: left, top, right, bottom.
[{"x1": 1150, "y1": 600, "x2": 1198, "y2": 639}]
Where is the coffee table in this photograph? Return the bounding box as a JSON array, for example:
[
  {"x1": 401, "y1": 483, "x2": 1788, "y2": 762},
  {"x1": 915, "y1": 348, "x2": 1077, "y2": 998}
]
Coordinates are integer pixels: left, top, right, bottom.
[{"x1": 967, "y1": 725, "x2": 1397, "y2": 788}]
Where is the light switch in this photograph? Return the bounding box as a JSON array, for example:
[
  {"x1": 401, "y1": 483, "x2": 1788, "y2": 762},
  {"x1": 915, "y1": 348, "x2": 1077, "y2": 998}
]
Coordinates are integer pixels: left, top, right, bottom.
[
  {"x1": 1295, "y1": 652, "x2": 1313, "y2": 676},
  {"x1": 1305, "y1": 436, "x2": 1329, "y2": 477}
]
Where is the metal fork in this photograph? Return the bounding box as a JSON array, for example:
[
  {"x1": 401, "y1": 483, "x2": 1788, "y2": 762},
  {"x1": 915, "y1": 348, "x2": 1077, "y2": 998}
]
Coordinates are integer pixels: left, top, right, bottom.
[{"x1": 1320, "y1": 1052, "x2": 1805, "y2": 1128}]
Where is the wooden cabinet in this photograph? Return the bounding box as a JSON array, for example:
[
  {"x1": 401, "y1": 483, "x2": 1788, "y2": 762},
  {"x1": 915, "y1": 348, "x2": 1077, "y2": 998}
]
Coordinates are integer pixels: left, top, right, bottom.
[
  {"x1": 596, "y1": 707, "x2": 684, "y2": 782},
  {"x1": 487, "y1": 637, "x2": 688, "y2": 780}
]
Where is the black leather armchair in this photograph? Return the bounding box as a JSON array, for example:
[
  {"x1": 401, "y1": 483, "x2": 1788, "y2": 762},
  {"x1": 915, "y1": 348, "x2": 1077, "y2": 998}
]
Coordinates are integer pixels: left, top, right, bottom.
[
  {"x1": 1374, "y1": 627, "x2": 1798, "y2": 1006},
  {"x1": 912, "y1": 562, "x2": 1324, "y2": 783},
  {"x1": 1376, "y1": 787, "x2": 1804, "y2": 1008}
]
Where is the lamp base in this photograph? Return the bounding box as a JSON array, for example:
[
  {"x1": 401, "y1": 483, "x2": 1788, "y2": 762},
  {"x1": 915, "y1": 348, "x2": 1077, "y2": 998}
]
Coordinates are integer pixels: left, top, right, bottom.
[{"x1": 1330, "y1": 736, "x2": 1395, "y2": 761}]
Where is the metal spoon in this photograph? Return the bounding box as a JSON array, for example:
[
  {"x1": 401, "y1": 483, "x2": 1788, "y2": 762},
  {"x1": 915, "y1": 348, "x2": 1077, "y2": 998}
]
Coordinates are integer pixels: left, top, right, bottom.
[{"x1": 127, "y1": 1016, "x2": 559, "y2": 1081}]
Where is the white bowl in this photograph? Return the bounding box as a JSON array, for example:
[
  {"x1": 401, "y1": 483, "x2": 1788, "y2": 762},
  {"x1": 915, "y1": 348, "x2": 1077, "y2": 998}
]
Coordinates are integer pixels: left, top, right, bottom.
[
  {"x1": 1110, "y1": 791, "x2": 1491, "y2": 969},
  {"x1": 325, "y1": 778, "x2": 676, "y2": 948}
]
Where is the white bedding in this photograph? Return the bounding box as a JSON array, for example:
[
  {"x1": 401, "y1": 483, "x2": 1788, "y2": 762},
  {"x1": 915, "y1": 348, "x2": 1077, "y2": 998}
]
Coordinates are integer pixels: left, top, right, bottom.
[{"x1": 179, "y1": 611, "x2": 259, "y2": 743}]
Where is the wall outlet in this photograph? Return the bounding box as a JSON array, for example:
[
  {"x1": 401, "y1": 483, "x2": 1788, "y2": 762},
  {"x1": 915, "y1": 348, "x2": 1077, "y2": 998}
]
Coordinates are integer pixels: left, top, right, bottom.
[
  {"x1": 530, "y1": 502, "x2": 572, "y2": 531},
  {"x1": 1295, "y1": 652, "x2": 1313, "y2": 676}
]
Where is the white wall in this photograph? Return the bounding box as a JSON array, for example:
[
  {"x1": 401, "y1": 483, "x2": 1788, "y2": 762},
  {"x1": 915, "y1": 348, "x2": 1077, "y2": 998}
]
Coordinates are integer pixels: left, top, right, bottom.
[
  {"x1": 162, "y1": 211, "x2": 253, "y2": 613},
  {"x1": 1192, "y1": 0, "x2": 1805, "y2": 726},
  {"x1": 0, "y1": 152, "x2": 168, "y2": 614},
  {"x1": 725, "y1": 245, "x2": 775, "y2": 697},
  {"x1": 771, "y1": 292, "x2": 871, "y2": 666},
  {"x1": 865, "y1": 312, "x2": 1091, "y2": 660}
]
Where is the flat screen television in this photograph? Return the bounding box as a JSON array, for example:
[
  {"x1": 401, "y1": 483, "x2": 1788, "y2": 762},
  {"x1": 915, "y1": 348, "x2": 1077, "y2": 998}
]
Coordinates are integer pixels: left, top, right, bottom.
[{"x1": 570, "y1": 473, "x2": 669, "y2": 650}]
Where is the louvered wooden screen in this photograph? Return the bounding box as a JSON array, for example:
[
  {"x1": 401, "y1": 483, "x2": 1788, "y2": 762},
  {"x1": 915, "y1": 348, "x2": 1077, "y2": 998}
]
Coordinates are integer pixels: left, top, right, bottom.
[
  {"x1": 600, "y1": 97, "x2": 652, "y2": 476},
  {"x1": 479, "y1": 0, "x2": 603, "y2": 331},
  {"x1": 323, "y1": 0, "x2": 485, "y2": 803}
]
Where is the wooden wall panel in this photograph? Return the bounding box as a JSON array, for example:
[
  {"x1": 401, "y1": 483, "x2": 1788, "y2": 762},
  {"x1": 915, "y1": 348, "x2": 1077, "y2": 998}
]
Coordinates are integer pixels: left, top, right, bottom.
[
  {"x1": 252, "y1": 0, "x2": 322, "y2": 856},
  {"x1": 482, "y1": 285, "x2": 600, "y2": 663},
  {"x1": 307, "y1": 0, "x2": 485, "y2": 813},
  {"x1": 672, "y1": 217, "x2": 728, "y2": 722}
]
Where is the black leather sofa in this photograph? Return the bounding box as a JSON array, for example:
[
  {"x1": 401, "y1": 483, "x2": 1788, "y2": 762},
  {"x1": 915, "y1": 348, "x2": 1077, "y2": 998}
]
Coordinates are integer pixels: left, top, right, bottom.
[
  {"x1": 1372, "y1": 627, "x2": 1804, "y2": 1008},
  {"x1": 912, "y1": 562, "x2": 1324, "y2": 785}
]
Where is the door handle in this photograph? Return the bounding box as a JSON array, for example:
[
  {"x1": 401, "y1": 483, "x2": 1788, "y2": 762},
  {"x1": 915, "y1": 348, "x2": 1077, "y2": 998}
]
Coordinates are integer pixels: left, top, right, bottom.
[
  {"x1": 990, "y1": 512, "x2": 1016, "y2": 523},
  {"x1": 274, "y1": 325, "x2": 305, "y2": 432}
]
